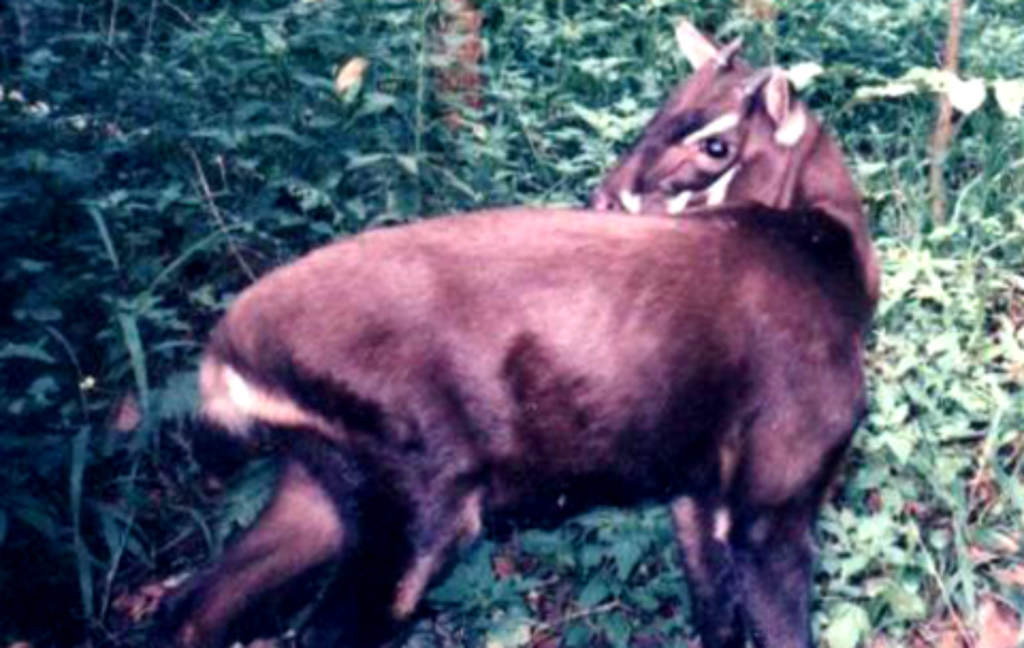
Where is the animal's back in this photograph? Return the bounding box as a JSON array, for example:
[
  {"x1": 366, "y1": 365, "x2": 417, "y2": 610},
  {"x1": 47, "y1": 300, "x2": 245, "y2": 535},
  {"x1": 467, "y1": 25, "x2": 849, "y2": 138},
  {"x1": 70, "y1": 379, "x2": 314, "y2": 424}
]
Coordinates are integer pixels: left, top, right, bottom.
[{"x1": 201, "y1": 207, "x2": 867, "y2": 502}]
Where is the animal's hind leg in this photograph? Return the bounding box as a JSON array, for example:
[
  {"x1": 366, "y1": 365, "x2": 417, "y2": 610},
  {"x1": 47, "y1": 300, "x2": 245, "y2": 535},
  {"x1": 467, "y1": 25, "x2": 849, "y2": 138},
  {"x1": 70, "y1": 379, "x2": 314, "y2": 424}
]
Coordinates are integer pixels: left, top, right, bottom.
[
  {"x1": 160, "y1": 459, "x2": 346, "y2": 648},
  {"x1": 298, "y1": 489, "x2": 412, "y2": 648},
  {"x1": 300, "y1": 484, "x2": 484, "y2": 648},
  {"x1": 671, "y1": 495, "x2": 744, "y2": 648}
]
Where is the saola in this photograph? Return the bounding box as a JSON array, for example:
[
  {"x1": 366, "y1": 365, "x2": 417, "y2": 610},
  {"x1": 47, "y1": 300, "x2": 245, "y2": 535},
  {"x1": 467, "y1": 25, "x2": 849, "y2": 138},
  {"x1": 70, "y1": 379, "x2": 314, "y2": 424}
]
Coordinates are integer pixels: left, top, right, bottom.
[{"x1": 158, "y1": 20, "x2": 877, "y2": 648}]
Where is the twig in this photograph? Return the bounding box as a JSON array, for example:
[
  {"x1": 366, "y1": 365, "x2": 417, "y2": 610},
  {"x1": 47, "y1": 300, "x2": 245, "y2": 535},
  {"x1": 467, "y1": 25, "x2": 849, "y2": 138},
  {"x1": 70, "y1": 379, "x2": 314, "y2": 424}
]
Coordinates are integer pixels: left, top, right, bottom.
[
  {"x1": 186, "y1": 146, "x2": 257, "y2": 282},
  {"x1": 41, "y1": 324, "x2": 90, "y2": 423},
  {"x1": 107, "y1": 0, "x2": 120, "y2": 48},
  {"x1": 916, "y1": 528, "x2": 976, "y2": 648},
  {"x1": 144, "y1": 0, "x2": 159, "y2": 52},
  {"x1": 162, "y1": 1, "x2": 200, "y2": 30},
  {"x1": 535, "y1": 601, "x2": 623, "y2": 634},
  {"x1": 928, "y1": 0, "x2": 965, "y2": 225}
]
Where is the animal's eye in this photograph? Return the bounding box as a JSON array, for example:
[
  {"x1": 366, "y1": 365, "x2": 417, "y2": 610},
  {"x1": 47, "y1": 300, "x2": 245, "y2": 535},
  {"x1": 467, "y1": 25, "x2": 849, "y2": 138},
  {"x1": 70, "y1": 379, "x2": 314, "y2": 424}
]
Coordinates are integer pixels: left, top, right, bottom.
[{"x1": 701, "y1": 137, "x2": 730, "y2": 159}]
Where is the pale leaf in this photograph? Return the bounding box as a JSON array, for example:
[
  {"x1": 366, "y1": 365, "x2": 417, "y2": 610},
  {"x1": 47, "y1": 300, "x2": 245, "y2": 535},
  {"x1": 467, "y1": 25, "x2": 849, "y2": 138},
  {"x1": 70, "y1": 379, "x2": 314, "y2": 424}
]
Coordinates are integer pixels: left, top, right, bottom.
[
  {"x1": 786, "y1": 62, "x2": 824, "y2": 91},
  {"x1": 854, "y1": 81, "x2": 918, "y2": 101},
  {"x1": 948, "y1": 76, "x2": 986, "y2": 115},
  {"x1": 335, "y1": 57, "x2": 369, "y2": 96},
  {"x1": 993, "y1": 79, "x2": 1024, "y2": 119}
]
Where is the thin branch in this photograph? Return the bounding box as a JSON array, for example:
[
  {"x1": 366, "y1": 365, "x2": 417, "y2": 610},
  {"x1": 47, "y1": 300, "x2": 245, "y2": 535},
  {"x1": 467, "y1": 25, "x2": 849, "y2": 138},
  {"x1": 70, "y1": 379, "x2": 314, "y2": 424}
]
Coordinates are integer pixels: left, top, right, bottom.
[
  {"x1": 106, "y1": 0, "x2": 120, "y2": 48},
  {"x1": 144, "y1": 0, "x2": 159, "y2": 52},
  {"x1": 186, "y1": 146, "x2": 257, "y2": 282},
  {"x1": 929, "y1": 0, "x2": 965, "y2": 225},
  {"x1": 535, "y1": 601, "x2": 623, "y2": 634}
]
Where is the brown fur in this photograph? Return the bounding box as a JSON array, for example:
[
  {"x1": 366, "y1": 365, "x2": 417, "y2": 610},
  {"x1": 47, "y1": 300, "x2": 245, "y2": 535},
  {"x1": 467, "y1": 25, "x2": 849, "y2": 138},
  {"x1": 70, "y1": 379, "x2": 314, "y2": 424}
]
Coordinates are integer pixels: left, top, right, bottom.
[{"x1": 159, "y1": 204, "x2": 873, "y2": 648}]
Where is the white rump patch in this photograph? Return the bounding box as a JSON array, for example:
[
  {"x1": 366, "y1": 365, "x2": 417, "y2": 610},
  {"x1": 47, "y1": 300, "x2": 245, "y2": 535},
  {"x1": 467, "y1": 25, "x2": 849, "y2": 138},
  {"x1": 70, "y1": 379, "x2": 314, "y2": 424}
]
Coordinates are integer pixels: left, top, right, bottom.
[
  {"x1": 706, "y1": 165, "x2": 740, "y2": 206},
  {"x1": 619, "y1": 190, "x2": 643, "y2": 214},
  {"x1": 683, "y1": 112, "x2": 741, "y2": 146},
  {"x1": 199, "y1": 359, "x2": 327, "y2": 438},
  {"x1": 667, "y1": 191, "x2": 692, "y2": 215}
]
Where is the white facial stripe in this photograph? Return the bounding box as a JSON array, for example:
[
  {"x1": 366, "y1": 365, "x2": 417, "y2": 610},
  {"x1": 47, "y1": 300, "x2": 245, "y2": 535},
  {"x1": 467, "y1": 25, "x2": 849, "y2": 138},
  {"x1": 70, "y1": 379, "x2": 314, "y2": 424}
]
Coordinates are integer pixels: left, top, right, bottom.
[
  {"x1": 667, "y1": 191, "x2": 692, "y2": 215},
  {"x1": 775, "y1": 107, "x2": 807, "y2": 147},
  {"x1": 706, "y1": 165, "x2": 740, "y2": 206},
  {"x1": 683, "y1": 112, "x2": 741, "y2": 145},
  {"x1": 619, "y1": 190, "x2": 642, "y2": 214}
]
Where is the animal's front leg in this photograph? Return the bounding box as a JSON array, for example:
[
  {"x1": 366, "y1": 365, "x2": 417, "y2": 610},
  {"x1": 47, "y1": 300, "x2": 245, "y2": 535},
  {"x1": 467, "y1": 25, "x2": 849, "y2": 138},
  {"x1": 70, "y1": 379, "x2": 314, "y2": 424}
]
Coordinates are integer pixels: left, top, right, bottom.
[
  {"x1": 733, "y1": 503, "x2": 817, "y2": 648},
  {"x1": 671, "y1": 496, "x2": 745, "y2": 648}
]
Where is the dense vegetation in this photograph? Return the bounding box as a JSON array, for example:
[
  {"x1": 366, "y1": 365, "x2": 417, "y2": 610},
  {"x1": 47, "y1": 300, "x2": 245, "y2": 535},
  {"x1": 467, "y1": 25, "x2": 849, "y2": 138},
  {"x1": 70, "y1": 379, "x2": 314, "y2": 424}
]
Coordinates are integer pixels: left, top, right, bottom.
[{"x1": 1, "y1": 0, "x2": 1022, "y2": 646}]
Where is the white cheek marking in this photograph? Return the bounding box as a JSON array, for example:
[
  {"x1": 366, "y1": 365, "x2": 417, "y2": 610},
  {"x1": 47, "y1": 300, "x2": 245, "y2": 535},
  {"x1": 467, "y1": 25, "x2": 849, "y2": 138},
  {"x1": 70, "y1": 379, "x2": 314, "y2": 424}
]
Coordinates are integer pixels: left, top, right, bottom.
[
  {"x1": 619, "y1": 190, "x2": 642, "y2": 214},
  {"x1": 667, "y1": 191, "x2": 692, "y2": 215},
  {"x1": 683, "y1": 112, "x2": 741, "y2": 145},
  {"x1": 705, "y1": 165, "x2": 740, "y2": 206},
  {"x1": 775, "y1": 107, "x2": 807, "y2": 147}
]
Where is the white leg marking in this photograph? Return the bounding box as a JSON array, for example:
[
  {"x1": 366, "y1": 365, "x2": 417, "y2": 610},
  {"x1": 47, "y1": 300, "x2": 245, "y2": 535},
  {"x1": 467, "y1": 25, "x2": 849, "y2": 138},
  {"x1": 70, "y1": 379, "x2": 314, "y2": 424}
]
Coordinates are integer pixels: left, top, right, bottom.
[
  {"x1": 671, "y1": 497, "x2": 702, "y2": 566},
  {"x1": 393, "y1": 490, "x2": 484, "y2": 620},
  {"x1": 393, "y1": 555, "x2": 437, "y2": 620},
  {"x1": 457, "y1": 489, "x2": 485, "y2": 544},
  {"x1": 713, "y1": 507, "x2": 732, "y2": 542}
]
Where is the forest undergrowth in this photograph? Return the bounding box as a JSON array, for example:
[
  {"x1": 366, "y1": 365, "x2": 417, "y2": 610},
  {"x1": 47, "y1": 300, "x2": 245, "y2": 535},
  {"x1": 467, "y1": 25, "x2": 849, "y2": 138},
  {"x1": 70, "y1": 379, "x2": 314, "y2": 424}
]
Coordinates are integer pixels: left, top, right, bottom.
[{"x1": 0, "y1": 1, "x2": 1022, "y2": 646}]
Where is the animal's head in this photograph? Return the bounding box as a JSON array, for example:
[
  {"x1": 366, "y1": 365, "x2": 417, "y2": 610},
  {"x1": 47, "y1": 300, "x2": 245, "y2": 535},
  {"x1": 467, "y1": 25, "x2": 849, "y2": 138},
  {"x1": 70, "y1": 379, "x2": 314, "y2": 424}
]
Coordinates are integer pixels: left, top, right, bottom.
[
  {"x1": 591, "y1": 19, "x2": 878, "y2": 303},
  {"x1": 592, "y1": 20, "x2": 850, "y2": 216}
]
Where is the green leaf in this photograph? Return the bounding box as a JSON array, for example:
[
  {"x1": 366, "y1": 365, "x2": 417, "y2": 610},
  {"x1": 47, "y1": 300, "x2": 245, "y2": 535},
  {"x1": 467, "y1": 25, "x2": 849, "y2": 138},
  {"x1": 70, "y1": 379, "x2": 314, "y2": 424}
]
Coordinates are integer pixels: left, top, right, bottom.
[
  {"x1": 564, "y1": 623, "x2": 592, "y2": 647},
  {"x1": 823, "y1": 603, "x2": 870, "y2": 648},
  {"x1": 993, "y1": 78, "x2": 1024, "y2": 118},
  {"x1": 602, "y1": 611, "x2": 631, "y2": 648},
  {"x1": 395, "y1": 155, "x2": 419, "y2": 176},
  {"x1": 882, "y1": 584, "x2": 927, "y2": 621},
  {"x1": 260, "y1": 24, "x2": 288, "y2": 54},
  {"x1": 612, "y1": 539, "x2": 644, "y2": 580},
  {"x1": 0, "y1": 342, "x2": 56, "y2": 364},
  {"x1": 485, "y1": 614, "x2": 533, "y2": 648},
  {"x1": 577, "y1": 576, "x2": 612, "y2": 607}
]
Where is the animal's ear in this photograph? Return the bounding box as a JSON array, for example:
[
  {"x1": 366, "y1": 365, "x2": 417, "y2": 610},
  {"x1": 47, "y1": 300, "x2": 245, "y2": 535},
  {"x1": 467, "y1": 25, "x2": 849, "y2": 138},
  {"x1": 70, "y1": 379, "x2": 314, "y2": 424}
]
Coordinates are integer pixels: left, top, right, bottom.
[
  {"x1": 763, "y1": 68, "x2": 792, "y2": 126},
  {"x1": 675, "y1": 19, "x2": 730, "y2": 70},
  {"x1": 747, "y1": 67, "x2": 808, "y2": 147}
]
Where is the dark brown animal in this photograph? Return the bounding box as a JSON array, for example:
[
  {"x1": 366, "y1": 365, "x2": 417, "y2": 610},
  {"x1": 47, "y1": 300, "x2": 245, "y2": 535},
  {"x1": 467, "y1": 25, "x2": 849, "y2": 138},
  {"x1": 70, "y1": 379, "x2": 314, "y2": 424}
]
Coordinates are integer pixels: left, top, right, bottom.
[{"x1": 158, "y1": 21, "x2": 877, "y2": 648}]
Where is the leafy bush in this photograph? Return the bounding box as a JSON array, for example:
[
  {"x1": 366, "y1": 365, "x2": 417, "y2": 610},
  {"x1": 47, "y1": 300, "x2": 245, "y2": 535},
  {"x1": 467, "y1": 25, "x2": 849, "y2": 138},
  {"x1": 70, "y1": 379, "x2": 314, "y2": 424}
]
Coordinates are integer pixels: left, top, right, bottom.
[{"x1": 1, "y1": 0, "x2": 1022, "y2": 646}]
